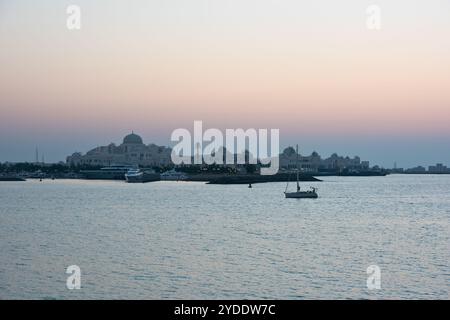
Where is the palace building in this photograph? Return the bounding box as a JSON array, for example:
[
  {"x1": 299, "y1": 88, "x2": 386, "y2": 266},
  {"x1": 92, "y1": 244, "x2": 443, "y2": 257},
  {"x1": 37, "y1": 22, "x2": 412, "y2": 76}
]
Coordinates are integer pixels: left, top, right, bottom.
[
  {"x1": 66, "y1": 132, "x2": 172, "y2": 167},
  {"x1": 279, "y1": 147, "x2": 370, "y2": 173}
]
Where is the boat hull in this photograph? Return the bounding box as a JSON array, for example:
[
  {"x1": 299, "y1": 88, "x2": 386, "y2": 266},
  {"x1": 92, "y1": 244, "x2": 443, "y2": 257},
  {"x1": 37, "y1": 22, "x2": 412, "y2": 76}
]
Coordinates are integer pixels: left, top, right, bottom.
[
  {"x1": 125, "y1": 172, "x2": 143, "y2": 183},
  {"x1": 160, "y1": 176, "x2": 187, "y2": 181},
  {"x1": 125, "y1": 172, "x2": 160, "y2": 183},
  {"x1": 284, "y1": 192, "x2": 318, "y2": 199},
  {"x1": 81, "y1": 171, "x2": 127, "y2": 180}
]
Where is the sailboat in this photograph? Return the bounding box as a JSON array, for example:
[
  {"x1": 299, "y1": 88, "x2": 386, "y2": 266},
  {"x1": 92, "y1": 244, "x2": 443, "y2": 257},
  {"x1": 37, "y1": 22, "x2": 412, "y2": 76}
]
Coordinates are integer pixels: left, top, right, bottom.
[{"x1": 284, "y1": 145, "x2": 318, "y2": 199}]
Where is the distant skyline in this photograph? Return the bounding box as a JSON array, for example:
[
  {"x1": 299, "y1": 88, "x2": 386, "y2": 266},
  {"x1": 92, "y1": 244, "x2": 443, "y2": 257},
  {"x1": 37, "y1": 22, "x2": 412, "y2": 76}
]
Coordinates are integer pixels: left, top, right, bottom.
[
  {"x1": 1, "y1": 0, "x2": 450, "y2": 167},
  {"x1": 2, "y1": 130, "x2": 449, "y2": 169}
]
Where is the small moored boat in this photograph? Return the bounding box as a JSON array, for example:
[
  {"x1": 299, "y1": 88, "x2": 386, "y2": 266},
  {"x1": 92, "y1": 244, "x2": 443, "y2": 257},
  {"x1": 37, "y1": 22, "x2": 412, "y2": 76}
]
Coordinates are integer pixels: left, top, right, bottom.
[
  {"x1": 284, "y1": 145, "x2": 318, "y2": 199},
  {"x1": 285, "y1": 186, "x2": 318, "y2": 198}
]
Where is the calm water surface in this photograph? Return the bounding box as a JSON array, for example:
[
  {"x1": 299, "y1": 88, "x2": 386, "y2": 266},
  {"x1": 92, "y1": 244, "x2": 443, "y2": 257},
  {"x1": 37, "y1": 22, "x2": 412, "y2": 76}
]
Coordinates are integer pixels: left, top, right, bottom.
[{"x1": 0, "y1": 175, "x2": 449, "y2": 299}]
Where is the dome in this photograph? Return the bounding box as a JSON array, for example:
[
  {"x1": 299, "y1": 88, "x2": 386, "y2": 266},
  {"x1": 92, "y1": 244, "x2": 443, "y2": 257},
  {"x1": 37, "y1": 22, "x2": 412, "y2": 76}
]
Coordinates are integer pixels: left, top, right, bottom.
[
  {"x1": 283, "y1": 147, "x2": 296, "y2": 156},
  {"x1": 123, "y1": 132, "x2": 143, "y2": 144}
]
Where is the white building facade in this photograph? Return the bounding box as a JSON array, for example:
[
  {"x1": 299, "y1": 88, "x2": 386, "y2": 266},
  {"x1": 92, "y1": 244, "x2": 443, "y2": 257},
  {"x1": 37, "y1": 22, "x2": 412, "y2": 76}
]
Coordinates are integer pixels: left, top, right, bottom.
[
  {"x1": 66, "y1": 133, "x2": 172, "y2": 167},
  {"x1": 279, "y1": 147, "x2": 370, "y2": 173}
]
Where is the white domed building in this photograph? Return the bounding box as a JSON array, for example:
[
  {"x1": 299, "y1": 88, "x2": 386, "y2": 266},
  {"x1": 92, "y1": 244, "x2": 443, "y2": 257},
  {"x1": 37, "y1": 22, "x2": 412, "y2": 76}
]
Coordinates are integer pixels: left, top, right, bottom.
[{"x1": 66, "y1": 132, "x2": 172, "y2": 167}]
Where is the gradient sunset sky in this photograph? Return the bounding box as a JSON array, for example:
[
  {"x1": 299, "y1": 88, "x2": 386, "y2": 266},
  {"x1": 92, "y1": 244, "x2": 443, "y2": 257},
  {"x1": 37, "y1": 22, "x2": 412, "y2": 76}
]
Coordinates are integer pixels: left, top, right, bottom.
[{"x1": 1, "y1": 0, "x2": 449, "y2": 167}]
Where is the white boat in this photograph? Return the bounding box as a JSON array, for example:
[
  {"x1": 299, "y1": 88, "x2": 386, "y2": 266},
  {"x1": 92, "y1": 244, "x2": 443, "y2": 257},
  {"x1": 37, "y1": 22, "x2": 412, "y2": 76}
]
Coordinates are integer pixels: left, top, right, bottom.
[
  {"x1": 125, "y1": 169, "x2": 144, "y2": 182},
  {"x1": 125, "y1": 168, "x2": 160, "y2": 183},
  {"x1": 160, "y1": 169, "x2": 187, "y2": 181},
  {"x1": 81, "y1": 164, "x2": 135, "y2": 180},
  {"x1": 284, "y1": 145, "x2": 318, "y2": 199}
]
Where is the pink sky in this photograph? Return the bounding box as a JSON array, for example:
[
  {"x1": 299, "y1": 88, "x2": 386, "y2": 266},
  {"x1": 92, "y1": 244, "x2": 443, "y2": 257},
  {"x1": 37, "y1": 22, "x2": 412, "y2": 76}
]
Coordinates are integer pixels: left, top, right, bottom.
[{"x1": 0, "y1": 0, "x2": 449, "y2": 165}]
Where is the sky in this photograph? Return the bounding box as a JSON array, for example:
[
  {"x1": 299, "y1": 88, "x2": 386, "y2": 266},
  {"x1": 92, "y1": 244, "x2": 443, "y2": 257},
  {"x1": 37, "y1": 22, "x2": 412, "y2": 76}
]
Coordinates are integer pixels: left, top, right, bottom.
[{"x1": 0, "y1": 0, "x2": 449, "y2": 168}]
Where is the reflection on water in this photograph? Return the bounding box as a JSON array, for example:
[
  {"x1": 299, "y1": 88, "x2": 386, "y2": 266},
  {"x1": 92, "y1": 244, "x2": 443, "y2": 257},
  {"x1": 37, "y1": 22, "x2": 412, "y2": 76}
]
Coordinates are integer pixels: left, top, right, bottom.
[{"x1": 0, "y1": 175, "x2": 449, "y2": 299}]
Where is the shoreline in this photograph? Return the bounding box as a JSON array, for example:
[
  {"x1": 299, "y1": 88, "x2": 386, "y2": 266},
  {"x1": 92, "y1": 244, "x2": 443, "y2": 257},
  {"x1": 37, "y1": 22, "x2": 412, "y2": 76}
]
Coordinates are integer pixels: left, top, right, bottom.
[{"x1": 3, "y1": 172, "x2": 450, "y2": 184}]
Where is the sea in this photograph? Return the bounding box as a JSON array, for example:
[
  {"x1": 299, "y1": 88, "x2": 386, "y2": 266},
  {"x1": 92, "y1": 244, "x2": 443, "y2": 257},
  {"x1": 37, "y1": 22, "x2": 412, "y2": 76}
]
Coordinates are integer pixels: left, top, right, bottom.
[{"x1": 0, "y1": 174, "x2": 449, "y2": 299}]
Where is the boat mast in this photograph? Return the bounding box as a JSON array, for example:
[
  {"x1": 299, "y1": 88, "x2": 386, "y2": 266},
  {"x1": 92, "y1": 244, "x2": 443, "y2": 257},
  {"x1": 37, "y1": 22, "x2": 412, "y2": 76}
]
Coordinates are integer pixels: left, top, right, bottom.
[{"x1": 296, "y1": 144, "x2": 300, "y2": 192}]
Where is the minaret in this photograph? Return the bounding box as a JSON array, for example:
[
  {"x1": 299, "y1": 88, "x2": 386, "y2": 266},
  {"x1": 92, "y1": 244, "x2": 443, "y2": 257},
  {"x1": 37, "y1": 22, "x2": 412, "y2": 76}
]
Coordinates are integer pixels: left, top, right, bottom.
[{"x1": 35, "y1": 147, "x2": 39, "y2": 164}]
